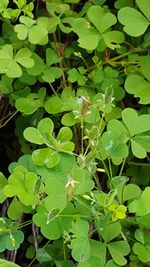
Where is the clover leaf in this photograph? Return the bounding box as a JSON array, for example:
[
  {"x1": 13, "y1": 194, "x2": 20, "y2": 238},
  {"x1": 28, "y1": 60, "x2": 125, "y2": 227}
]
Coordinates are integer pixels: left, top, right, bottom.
[
  {"x1": 4, "y1": 166, "x2": 41, "y2": 206},
  {"x1": 125, "y1": 74, "x2": 150, "y2": 104},
  {"x1": 118, "y1": 7, "x2": 149, "y2": 37},
  {"x1": 125, "y1": 55, "x2": 150, "y2": 104},
  {"x1": 87, "y1": 240, "x2": 106, "y2": 267},
  {"x1": 122, "y1": 108, "x2": 150, "y2": 158},
  {"x1": 14, "y1": 16, "x2": 35, "y2": 40},
  {"x1": 99, "y1": 222, "x2": 121, "y2": 242},
  {"x1": 100, "y1": 128, "x2": 128, "y2": 164},
  {"x1": 133, "y1": 229, "x2": 150, "y2": 263},
  {"x1": 68, "y1": 67, "x2": 87, "y2": 86},
  {"x1": 24, "y1": 118, "x2": 75, "y2": 169},
  {"x1": 15, "y1": 87, "x2": 46, "y2": 115},
  {"x1": 33, "y1": 205, "x2": 61, "y2": 240},
  {"x1": 70, "y1": 220, "x2": 90, "y2": 262},
  {"x1": 15, "y1": 15, "x2": 59, "y2": 45},
  {"x1": 73, "y1": 6, "x2": 124, "y2": 50},
  {"x1": 107, "y1": 241, "x2": 130, "y2": 265},
  {"x1": 33, "y1": 203, "x2": 76, "y2": 240},
  {"x1": 129, "y1": 187, "x2": 150, "y2": 216},
  {"x1": 0, "y1": 218, "x2": 24, "y2": 252},
  {"x1": 44, "y1": 178, "x2": 67, "y2": 211},
  {"x1": 69, "y1": 166, "x2": 94, "y2": 195},
  {"x1": 0, "y1": 44, "x2": 34, "y2": 78}
]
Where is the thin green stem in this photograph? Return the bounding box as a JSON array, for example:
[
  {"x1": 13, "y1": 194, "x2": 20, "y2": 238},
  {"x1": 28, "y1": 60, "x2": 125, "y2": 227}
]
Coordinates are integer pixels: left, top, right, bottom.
[
  {"x1": 63, "y1": 240, "x2": 67, "y2": 261},
  {"x1": 129, "y1": 161, "x2": 150, "y2": 166},
  {"x1": 105, "y1": 47, "x2": 148, "y2": 63},
  {"x1": 18, "y1": 220, "x2": 32, "y2": 229},
  {"x1": 81, "y1": 117, "x2": 84, "y2": 154},
  {"x1": 59, "y1": 214, "x2": 89, "y2": 218},
  {"x1": 98, "y1": 150, "x2": 111, "y2": 179},
  {"x1": 93, "y1": 173, "x2": 102, "y2": 190},
  {"x1": 119, "y1": 158, "x2": 126, "y2": 176},
  {"x1": 108, "y1": 157, "x2": 113, "y2": 179},
  {"x1": 96, "y1": 113, "x2": 104, "y2": 147}
]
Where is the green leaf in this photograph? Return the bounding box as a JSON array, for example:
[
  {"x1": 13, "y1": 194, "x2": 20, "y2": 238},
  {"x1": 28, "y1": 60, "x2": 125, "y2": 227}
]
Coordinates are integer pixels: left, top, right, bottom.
[
  {"x1": 73, "y1": 6, "x2": 123, "y2": 50},
  {"x1": 129, "y1": 187, "x2": 150, "y2": 215},
  {"x1": 123, "y1": 184, "x2": 141, "y2": 202},
  {"x1": 45, "y1": 178, "x2": 67, "y2": 211},
  {"x1": 136, "y1": 0, "x2": 150, "y2": 21},
  {"x1": 57, "y1": 127, "x2": 73, "y2": 142},
  {"x1": 88, "y1": 240, "x2": 106, "y2": 267},
  {"x1": 71, "y1": 237, "x2": 90, "y2": 262},
  {"x1": 100, "y1": 222, "x2": 121, "y2": 242},
  {"x1": 125, "y1": 74, "x2": 150, "y2": 104},
  {"x1": 38, "y1": 118, "x2": 54, "y2": 136},
  {"x1": 133, "y1": 135, "x2": 150, "y2": 152},
  {"x1": 137, "y1": 214, "x2": 150, "y2": 228},
  {"x1": 42, "y1": 67, "x2": 62, "y2": 83},
  {"x1": 28, "y1": 17, "x2": 51, "y2": 45},
  {"x1": 36, "y1": 247, "x2": 52, "y2": 263},
  {"x1": 133, "y1": 242, "x2": 150, "y2": 263},
  {"x1": 14, "y1": 48, "x2": 34, "y2": 68},
  {"x1": 118, "y1": 7, "x2": 149, "y2": 36},
  {"x1": 139, "y1": 56, "x2": 150, "y2": 82},
  {"x1": 7, "y1": 197, "x2": 30, "y2": 220},
  {"x1": 0, "y1": 172, "x2": 8, "y2": 203},
  {"x1": 87, "y1": 6, "x2": 116, "y2": 33},
  {"x1": 78, "y1": 262, "x2": 91, "y2": 267},
  {"x1": 27, "y1": 53, "x2": 45, "y2": 76},
  {"x1": 72, "y1": 18, "x2": 100, "y2": 50},
  {"x1": 33, "y1": 210, "x2": 61, "y2": 240},
  {"x1": 122, "y1": 108, "x2": 150, "y2": 136},
  {"x1": 105, "y1": 260, "x2": 120, "y2": 267},
  {"x1": 107, "y1": 241, "x2": 130, "y2": 265},
  {"x1": 0, "y1": 259, "x2": 21, "y2": 267},
  {"x1": 46, "y1": 48, "x2": 61, "y2": 66},
  {"x1": 4, "y1": 168, "x2": 39, "y2": 206},
  {"x1": 71, "y1": 219, "x2": 89, "y2": 238},
  {"x1": 102, "y1": 31, "x2": 124, "y2": 50},
  {"x1": 131, "y1": 139, "x2": 147, "y2": 158},
  {"x1": 23, "y1": 127, "x2": 45, "y2": 145},
  {"x1": 15, "y1": 89, "x2": 45, "y2": 115},
  {"x1": 32, "y1": 148, "x2": 60, "y2": 168},
  {"x1": 100, "y1": 131, "x2": 128, "y2": 161},
  {"x1": 115, "y1": 0, "x2": 134, "y2": 9},
  {"x1": 44, "y1": 96, "x2": 63, "y2": 114},
  {"x1": 70, "y1": 167, "x2": 94, "y2": 195},
  {"x1": 61, "y1": 112, "x2": 77, "y2": 126},
  {"x1": 70, "y1": 220, "x2": 90, "y2": 262},
  {"x1": 33, "y1": 203, "x2": 75, "y2": 240},
  {"x1": 0, "y1": 44, "x2": 34, "y2": 78},
  {"x1": 36, "y1": 153, "x2": 75, "y2": 183},
  {"x1": 0, "y1": 218, "x2": 24, "y2": 252}
]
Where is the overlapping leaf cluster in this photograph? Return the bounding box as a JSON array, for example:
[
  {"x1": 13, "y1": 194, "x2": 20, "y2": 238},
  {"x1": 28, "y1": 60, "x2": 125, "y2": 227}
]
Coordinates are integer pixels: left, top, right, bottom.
[{"x1": 1, "y1": 0, "x2": 150, "y2": 266}]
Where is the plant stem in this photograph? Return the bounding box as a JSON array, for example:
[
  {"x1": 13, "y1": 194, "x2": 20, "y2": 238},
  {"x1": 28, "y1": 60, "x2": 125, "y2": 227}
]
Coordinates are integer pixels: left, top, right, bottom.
[
  {"x1": 81, "y1": 117, "x2": 84, "y2": 154},
  {"x1": 0, "y1": 110, "x2": 18, "y2": 128},
  {"x1": 119, "y1": 158, "x2": 126, "y2": 176},
  {"x1": 129, "y1": 161, "x2": 150, "y2": 166},
  {"x1": 93, "y1": 173, "x2": 102, "y2": 190},
  {"x1": 108, "y1": 157, "x2": 113, "y2": 178}
]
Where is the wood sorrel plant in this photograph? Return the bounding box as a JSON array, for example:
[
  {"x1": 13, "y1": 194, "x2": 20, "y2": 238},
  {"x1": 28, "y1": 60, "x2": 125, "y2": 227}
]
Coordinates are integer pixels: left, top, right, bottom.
[{"x1": 1, "y1": 0, "x2": 150, "y2": 266}]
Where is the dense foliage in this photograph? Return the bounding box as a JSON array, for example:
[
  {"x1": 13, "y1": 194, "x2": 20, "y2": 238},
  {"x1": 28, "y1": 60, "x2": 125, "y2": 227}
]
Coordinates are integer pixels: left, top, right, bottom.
[{"x1": 1, "y1": 0, "x2": 150, "y2": 266}]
